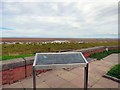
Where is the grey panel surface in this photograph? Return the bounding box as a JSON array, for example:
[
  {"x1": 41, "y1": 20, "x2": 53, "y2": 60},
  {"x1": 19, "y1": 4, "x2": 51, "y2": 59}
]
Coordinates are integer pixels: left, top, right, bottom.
[{"x1": 35, "y1": 53, "x2": 85, "y2": 65}]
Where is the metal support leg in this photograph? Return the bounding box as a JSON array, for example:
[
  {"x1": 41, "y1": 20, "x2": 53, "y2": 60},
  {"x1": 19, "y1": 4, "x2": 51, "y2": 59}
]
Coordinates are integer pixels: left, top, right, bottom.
[
  {"x1": 84, "y1": 63, "x2": 88, "y2": 90},
  {"x1": 33, "y1": 66, "x2": 36, "y2": 90}
]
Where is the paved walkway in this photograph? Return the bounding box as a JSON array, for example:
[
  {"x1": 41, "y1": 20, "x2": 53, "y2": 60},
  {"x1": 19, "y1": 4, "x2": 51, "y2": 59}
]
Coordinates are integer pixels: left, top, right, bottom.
[{"x1": 2, "y1": 54, "x2": 119, "y2": 89}]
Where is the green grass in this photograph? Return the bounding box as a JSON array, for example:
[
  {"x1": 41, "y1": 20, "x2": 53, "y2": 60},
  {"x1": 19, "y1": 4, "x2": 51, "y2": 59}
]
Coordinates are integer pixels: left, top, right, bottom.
[
  {"x1": 107, "y1": 64, "x2": 120, "y2": 79},
  {"x1": 0, "y1": 41, "x2": 119, "y2": 61},
  {"x1": 89, "y1": 50, "x2": 120, "y2": 60},
  {"x1": 1, "y1": 54, "x2": 34, "y2": 61},
  {"x1": 1, "y1": 41, "x2": 118, "y2": 56}
]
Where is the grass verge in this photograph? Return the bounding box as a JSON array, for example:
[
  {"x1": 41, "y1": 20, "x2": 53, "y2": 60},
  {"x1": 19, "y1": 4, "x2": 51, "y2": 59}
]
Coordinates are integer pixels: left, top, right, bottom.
[
  {"x1": 1, "y1": 54, "x2": 34, "y2": 61},
  {"x1": 89, "y1": 50, "x2": 120, "y2": 60},
  {"x1": 106, "y1": 64, "x2": 120, "y2": 79},
  {"x1": 1, "y1": 49, "x2": 119, "y2": 61}
]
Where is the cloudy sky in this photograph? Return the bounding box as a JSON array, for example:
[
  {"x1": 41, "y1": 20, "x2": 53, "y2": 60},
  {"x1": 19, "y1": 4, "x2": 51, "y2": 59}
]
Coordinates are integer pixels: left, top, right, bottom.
[{"x1": 0, "y1": 0, "x2": 119, "y2": 38}]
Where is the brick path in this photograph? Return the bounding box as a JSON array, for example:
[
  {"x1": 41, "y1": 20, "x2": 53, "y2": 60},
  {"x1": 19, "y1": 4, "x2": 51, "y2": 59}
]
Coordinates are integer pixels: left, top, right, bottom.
[{"x1": 2, "y1": 54, "x2": 119, "y2": 89}]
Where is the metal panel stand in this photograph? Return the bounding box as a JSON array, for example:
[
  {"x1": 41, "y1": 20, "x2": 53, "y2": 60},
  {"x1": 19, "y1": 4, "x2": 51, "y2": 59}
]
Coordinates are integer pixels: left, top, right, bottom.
[
  {"x1": 32, "y1": 52, "x2": 89, "y2": 90},
  {"x1": 84, "y1": 63, "x2": 88, "y2": 90},
  {"x1": 33, "y1": 64, "x2": 89, "y2": 90},
  {"x1": 33, "y1": 67, "x2": 36, "y2": 90}
]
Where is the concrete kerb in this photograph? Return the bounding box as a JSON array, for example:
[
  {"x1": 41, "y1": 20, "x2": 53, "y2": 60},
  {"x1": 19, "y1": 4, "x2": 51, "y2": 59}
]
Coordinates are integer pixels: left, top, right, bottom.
[
  {"x1": 103, "y1": 74, "x2": 120, "y2": 83},
  {"x1": 2, "y1": 56, "x2": 35, "y2": 71},
  {"x1": 2, "y1": 58, "x2": 25, "y2": 71}
]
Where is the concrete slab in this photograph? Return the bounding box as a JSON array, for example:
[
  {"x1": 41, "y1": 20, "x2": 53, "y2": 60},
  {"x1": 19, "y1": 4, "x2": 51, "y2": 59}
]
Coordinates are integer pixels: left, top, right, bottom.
[
  {"x1": 20, "y1": 77, "x2": 33, "y2": 88},
  {"x1": 102, "y1": 54, "x2": 118, "y2": 64},
  {"x1": 89, "y1": 67, "x2": 104, "y2": 76},
  {"x1": 60, "y1": 82, "x2": 79, "y2": 88},
  {"x1": 69, "y1": 67, "x2": 84, "y2": 76},
  {"x1": 45, "y1": 76, "x2": 67, "y2": 88},
  {"x1": 37, "y1": 71, "x2": 57, "y2": 83},
  {"x1": 36, "y1": 82, "x2": 49, "y2": 88},
  {"x1": 88, "y1": 74, "x2": 101, "y2": 87},
  {"x1": 58, "y1": 71, "x2": 78, "y2": 81},
  {"x1": 70, "y1": 76, "x2": 84, "y2": 88},
  {"x1": 2, "y1": 82, "x2": 24, "y2": 88},
  {"x1": 93, "y1": 78, "x2": 118, "y2": 88},
  {"x1": 53, "y1": 69, "x2": 69, "y2": 76}
]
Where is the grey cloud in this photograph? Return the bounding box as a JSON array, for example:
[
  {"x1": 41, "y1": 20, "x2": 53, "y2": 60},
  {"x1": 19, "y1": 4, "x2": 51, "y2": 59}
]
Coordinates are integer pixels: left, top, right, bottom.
[
  {"x1": 1, "y1": 1, "x2": 118, "y2": 38},
  {"x1": 96, "y1": 5, "x2": 117, "y2": 17}
]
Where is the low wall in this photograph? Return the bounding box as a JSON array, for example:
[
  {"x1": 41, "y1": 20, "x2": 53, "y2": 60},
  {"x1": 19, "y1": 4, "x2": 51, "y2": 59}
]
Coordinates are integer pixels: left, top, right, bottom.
[{"x1": 1, "y1": 46, "x2": 118, "y2": 85}]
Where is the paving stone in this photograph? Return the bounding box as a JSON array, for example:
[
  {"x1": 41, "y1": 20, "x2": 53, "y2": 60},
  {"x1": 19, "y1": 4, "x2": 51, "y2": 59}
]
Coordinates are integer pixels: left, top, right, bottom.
[
  {"x1": 89, "y1": 72, "x2": 101, "y2": 81},
  {"x1": 88, "y1": 88, "x2": 111, "y2": 90},
  {"x1": 69, "y1": 67, "x2": 84, "y2": 76},
  {"x1": 103, "y1": 54, "x2": 118, "y2": 64},
  {"x1": 20, "y1": 77, "x2": 33, "y2": 88},
  {"x1": 89, "y1": 67, "x2": 104, "y2": 76},
  {"x1": 91, "y1": 84, "x2": 111, "y2": 90},
  {"x1": 88, "y1": 75, "x2": 100, "y2": 87},
  {"x1": 104, "y1": 78, "x2": 119, "y2": 88},
  {"x1": 2, "y1": 82, "x2": 23, "y2": 88},
  {"x1": 45, "y1": 76, "x2": 67, "y2": 88},
  {"x1": 119, "y1": 83, "x2": 120, "y2": 89},
  {"x1": 60, "y1": 82, "x2": 79, "y2": 88},
  {"x1": 93, "y1": 78, "x2": 118, "y2": 88},
  {"x1": 36, "y1": 71, "x2": 57, "y2": 82},
  {"x1": 110, "y1": 88, "x2": 120, "y2": 90},
  {"x1": 91, "y1": 84, "x2": 105, "y2": 88},
  {"x1": 58, "y1": 71, "x2": 78, "y2": 81},
  {"x1": 89, "y1": 64, "x2": 104, "y2": 76},
  {"x1": 36, "y1": 82, "x2": 50, "y2": 88},
  {"x1": 53, "y1": 69, "x2": 68, "y2": 76},
  {"x1": 94, "y1": 66, "x2": 109, "y2": 74},
  {"x1": 70, "y1": 76, "x2": 84, "y2": 88}
]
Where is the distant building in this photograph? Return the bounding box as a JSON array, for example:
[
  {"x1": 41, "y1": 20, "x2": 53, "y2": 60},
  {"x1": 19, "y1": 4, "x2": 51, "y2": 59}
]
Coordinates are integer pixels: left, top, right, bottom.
[
  {"x1": 0, "y1": 40, "x2": 71, "y2": 45},
  {"x1": 51, "y1": 40, "x2": 70, "y2": 43},
  {"x1": 0, "y1": 42, "x2": 4, "y2": 44},
  {"x1": 19, "y1": 42, "x2": 24, "y2": 44},
  {"x1": 26, "y1": 42, "x2": 32, "y2": 44},
  {"x1": 78, "y1": 41, "x2": 84, "y2": 44}
]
